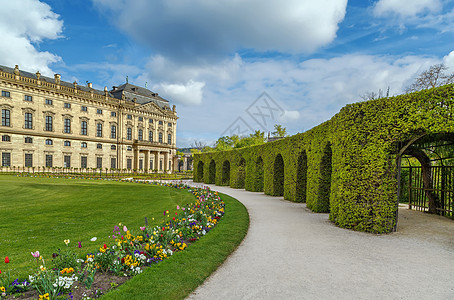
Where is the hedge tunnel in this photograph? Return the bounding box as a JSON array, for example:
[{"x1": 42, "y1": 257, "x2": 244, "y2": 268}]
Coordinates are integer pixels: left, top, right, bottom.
[{"x1": 193, "y1": 85, "x2": 454, "y2": 233}]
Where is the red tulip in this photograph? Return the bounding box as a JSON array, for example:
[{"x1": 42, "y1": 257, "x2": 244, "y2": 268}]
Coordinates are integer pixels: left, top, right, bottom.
[
  {"x1": 0, "y1": 269, "x2": 2, "y2": 274},
  {"x1": 5, "y1": 256, "x2": 9, "y2": 263},
  {"x1": 103, "y1": 244, "x2": 107, "y2": 249}
]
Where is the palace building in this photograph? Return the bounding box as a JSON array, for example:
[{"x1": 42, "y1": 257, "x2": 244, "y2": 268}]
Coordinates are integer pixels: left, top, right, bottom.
[{"x1": 0, "y1": 65, "x2": 178, "y2": 172}]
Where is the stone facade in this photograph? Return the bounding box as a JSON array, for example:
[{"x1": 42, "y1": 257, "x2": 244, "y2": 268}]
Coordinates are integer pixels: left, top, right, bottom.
[{"x1": 0, "y1": 65, "x2": 178, "y2": 172}]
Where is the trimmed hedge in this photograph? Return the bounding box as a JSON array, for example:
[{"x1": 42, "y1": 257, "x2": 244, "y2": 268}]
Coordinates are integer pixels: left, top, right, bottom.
[{"x1": 193, "y1": 84, "x2": 454, "y2": 233}]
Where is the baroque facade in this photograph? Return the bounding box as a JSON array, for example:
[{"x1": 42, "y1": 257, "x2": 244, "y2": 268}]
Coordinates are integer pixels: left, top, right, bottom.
[{"x1": 0, "y1": 65, "x2": 178, "y2": 172}]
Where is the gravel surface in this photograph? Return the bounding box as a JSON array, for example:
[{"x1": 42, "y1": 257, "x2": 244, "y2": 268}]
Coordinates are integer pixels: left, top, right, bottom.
[{"x1": 186, "y1": 182, "x2": 454, "y2": 300}]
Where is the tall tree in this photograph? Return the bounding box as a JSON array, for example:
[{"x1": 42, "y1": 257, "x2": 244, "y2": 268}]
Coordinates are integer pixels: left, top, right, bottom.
[
  {"x1": 406, "y1": 64, "x2": 454, "y2": 92},
  {"x1": 272, "y1": 124, "x2": 287, "y2": 137}
]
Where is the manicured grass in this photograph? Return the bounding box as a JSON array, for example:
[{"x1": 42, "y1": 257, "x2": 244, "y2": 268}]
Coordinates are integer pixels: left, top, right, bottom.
[
  {"x1": 102, "y1": 193, "x2": 249, "y2": 300},
  {"x1": 0, "y1": 175, "x2": 196, "y2": 279}
]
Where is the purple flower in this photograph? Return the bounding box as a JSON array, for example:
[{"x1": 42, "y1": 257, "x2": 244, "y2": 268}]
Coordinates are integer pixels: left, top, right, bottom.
[{"x1": 78, "y1": 241, "x2": 82, "y2": 248}]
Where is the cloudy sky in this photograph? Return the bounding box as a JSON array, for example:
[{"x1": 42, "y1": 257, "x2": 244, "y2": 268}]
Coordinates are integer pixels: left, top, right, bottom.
[{"x1": 1, "y1": 0, "x2": 453, "y2": 147}]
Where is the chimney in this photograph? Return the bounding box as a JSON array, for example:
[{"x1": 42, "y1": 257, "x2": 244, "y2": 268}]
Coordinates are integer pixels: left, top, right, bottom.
[
  {"x1": 112, "y1": 86, "x2": 117, "y2": 91},
  {"x1": 87, "y1": 82, "x2": 92, "y2": 89}
]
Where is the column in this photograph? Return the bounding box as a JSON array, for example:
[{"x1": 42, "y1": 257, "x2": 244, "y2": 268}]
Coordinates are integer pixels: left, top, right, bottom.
[
  {"x1": 164, "y1": 151, "x2": 169, "y2": 172},
  {"x1": 183, "y1": 156, "x2": 188, "y2": 171},
  {"x1": 154, "y1": 151, "x2": 160, "y2": 171},
  {"x1": 133, "y1": 148, "x2": 139, "y2": 170},
  {"x1": 144, "y1": 151, "x2": 149, "y2": 172}
]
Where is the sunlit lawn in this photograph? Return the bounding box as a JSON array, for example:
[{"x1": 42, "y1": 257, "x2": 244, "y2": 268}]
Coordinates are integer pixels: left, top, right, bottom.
[{"x1": 0, "y1": 175, "x2": 195, "y2": 279}]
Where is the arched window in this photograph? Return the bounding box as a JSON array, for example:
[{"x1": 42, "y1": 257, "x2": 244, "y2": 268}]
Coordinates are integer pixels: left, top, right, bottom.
[{"x1": 158, "y1": 132, "x2": 163, "y2": 143}]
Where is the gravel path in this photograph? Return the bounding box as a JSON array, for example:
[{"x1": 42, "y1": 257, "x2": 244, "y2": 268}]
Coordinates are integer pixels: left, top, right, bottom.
[{"x1": 186, "y1": 182, "x2": 454, "y2": 300}]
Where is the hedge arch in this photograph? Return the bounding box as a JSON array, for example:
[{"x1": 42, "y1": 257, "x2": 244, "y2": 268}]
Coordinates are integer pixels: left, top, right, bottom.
[
  {"x1": 254, "y1": 156, "x2": 264, "y2": 192},
  {"x1": 316, "y1": 143, "x2": 332, "y2": 212},
  {"x1": 221, "y1": 160, "x2": 230, "y2": 186},
  {"x1": 196, "y1": 161, "x2": 204, "y2": 182},
  {"x1": 273, "y1": 154, "x2": 285, "y2": 196},
  {"x1": 237, "y1": 158, "x2": 246, "y2": 189},
  {"x1": 208, "y1": 160, "x2": 216, "y2": 184},
  {"x1": 194, "y1": 84, "x2": 454, "y2": 233},
  {"x1": 296, "y1": 151, "x2": 308, "y2": 203}
]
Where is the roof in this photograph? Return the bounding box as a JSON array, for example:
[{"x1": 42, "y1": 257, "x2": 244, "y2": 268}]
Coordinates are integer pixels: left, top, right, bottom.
[
  {"x1": 110, "y1": 83, "x2": 171, "y2": 109},
  {"x1": 0, "y1": 64, "x2": 114, "y2": 97}
]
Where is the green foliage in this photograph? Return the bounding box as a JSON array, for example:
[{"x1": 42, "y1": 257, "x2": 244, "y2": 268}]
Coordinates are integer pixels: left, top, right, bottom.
[
  {"x1": 272, "y1": 124, "x2": 287, "y2": 137},
  {"x1": 213, "y1": 131, "x2": 266, "y2": 152},
  {"x1": 296, "y1": 151, "x2": 307, "y2": 203},
  {"x1": 221, "y1": 160, "x2": 230, "y2": 186},
  {"x1": 193, "y1": 84, "x2": 454, "y2": 233},
  {"x1": 273, "y1": 154, "x2": 284, "y2": 196}
]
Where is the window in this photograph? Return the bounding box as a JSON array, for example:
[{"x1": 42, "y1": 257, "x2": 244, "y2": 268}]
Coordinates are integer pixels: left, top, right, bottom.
[
  {"x1": 111, "y1": 145, "x2": 116, "y2": 150},
  {"x1": 149, "y1": 131, "x2": 153, "y2": 142},
  {"x1": 110, "y1": 125, "x2": 116, "y2": 139},
  {"x1": 127, "y1": 158, "x2": 132, "y2": 169},
  {"x1": 149, "y1": 119, "x2": 153, "y2": 124},
  {"x1": 127, "y1": 127, "x2": 132, "y2": 140},
  {"x1": 24, "y1": 113, "x2": 33, "y2": 129},
  {"x1": 45, "y1": 155, "x2": 53, "y2": 168},
  {"x1": 81, "y1": 121, "x2": 87, "y2": 135},
  {"x1": 45, "y1": 139, "x2": 53, "y2": 145},
  {"x1": 25, "y1": 137, "x2": 33, "y2": 143},
  {"x1": 81, "y1": 156, "x2": 87, "y2": 168},
  {"x1": 96, "y1": 157, "x2": 102, "y2": 169},
  {"x1": 97, "y1": 143, "x2": 102, "y2": 149},
  {"x1": 81, "y1": 142, "x2": 87, "y2": 148},
  {"x1": 168, "y1": 134, "x2": 172, "y2": 145},
  {"x1": 168, "y1": 122, "x2": 172, "y2": 127},
  {"x1": 2, "y1": 152, "x2": 11, "y2": 167},
  {"x1": 45, "y1": 116, "x2": 53, "y2": 131},
  {"x1": 159, "y1": 120, "x2": 163, "y2": 125},
  {"x1": 111, "y1": 157, "x2": 116, "y2": 169},
  {"x1": 97, "y1": 109, "x2": 102, "y2": 114},
  {"x1": 97, "y1": 123, "x2": 103, "y2": 137},
  {"x1": 127, "y1": 146, "x2": 132, "y2": 151},
  {"x1": 138, "y1": 129, "x2": 143, "y2": 141},
  {"x1": 64, "y1": 141, "x2": 71, "y2": 146},
  {"x1": 127, "y1": 114, "x2": 132, "y2": 120},
  {"x1": 25, "y1": 153, "x2": 33, "y2": 167},
  {"x1": 1, "y1": 91, "x2": 10, "y2": 98},
  {"x1": 2, "y1": 135, "x2": 11, "y2": 142},
  {"x1": 2, "y1": 109, "x2": 10, "y2": 126},
  {"x1": 81, "y1": 106, "x2": 87, "y2": 112},
  {"x1": 64, "y1": 155, "x2": 71, "y2": 168},
  {"x1": 64, "y1": 118, "x2": 71, "y2": 133},
  {"x1": 158, "y1": 132, "x2": 163, "y2": 143},
  {"x1": 64, "y1": 103, "x2": 71, "y2": 109},
  {"x1": 24, "y1": 95, "x2": 32, "y2": 102},
  {"x1": 45, "y1": 99, "x2": 53, "y2": 105},
  {"x1": 111, "y1": 111, "x2": 116, "y2": 117},
  {"x1": 138, "y1": 117, "x2": 143, "y2": 122}
]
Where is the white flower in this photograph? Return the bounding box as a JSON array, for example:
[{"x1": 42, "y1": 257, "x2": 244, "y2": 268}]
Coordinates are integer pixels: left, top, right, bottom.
[{"x1": 90, "y1": 237, "x2": 97, "y2": 242}]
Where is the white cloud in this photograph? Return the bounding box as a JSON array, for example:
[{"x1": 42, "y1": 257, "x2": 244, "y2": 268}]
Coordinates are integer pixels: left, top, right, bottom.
[
  {"x1": 131, "y1": 51, "x2": 446, "y2": 147},
  {"x1": 92, "y1": 0, "x2": 347, "y2": 60},
  {"x1": 373, "y1": 0, "x2": 442, "y2": 17},
  {"x1": 443, "y1": 51, "x2": 454, "y2": 70},
  {"x1": 0, "y1": 0, "x2": 63, "y2": 75},
  {"x1": 155, "y1": 80, "x2": 205, "y2": 106}
]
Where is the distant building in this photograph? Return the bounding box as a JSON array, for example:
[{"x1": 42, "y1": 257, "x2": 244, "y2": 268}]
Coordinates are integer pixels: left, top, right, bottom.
[{"x1": 0, "y1": 64, "x2": 178, "y2": 171}]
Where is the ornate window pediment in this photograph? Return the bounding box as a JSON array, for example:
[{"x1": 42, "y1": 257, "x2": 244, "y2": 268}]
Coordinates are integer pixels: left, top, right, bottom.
[{"x1": 0, "y1": 104, "x2": 13, "y2": 110}]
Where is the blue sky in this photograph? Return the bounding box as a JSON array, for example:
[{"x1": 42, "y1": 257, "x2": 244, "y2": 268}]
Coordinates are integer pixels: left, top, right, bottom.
[{"x1": 1, "y1": 0, "x2": 453, "y2": 147}]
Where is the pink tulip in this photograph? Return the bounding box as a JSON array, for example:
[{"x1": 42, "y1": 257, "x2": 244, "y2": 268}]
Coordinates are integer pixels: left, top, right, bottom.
[
  {"x1": 140, "y1": 226, "x2": 146, "y2": 231},
  {"x1": 177, "y1": 205, "x2": 180, "y2": 210},
  {"x1": 31, "y1": 251, "x2": 40, "y2": 258},
  {"x1": 123, "y1": 225, "x2": 128, "y2": 232}
]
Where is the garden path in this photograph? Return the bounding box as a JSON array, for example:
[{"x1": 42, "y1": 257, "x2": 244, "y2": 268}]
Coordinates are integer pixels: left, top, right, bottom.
[{"x1": 184, "y1": 181, "x2": 454, "y2": 300}]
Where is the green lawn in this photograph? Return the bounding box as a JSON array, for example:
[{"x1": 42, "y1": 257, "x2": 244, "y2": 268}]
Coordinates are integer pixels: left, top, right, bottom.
[
  {"x1": 0, "y1": 175, "x2": 195, "y2": 279},
  {"x1": 0, "y1": 175, "x2": 250, "y2": 299}
]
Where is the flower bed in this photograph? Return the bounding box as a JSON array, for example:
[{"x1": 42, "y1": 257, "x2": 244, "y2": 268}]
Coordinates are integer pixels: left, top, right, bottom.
[{"x1": 0, "y1": 182, "x2": 224, "y2": 300}]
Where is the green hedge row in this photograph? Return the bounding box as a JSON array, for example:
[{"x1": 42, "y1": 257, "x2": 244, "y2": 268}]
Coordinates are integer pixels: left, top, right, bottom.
[{"x1": 194, "y1": 84, "x2": 454, "y2": 233}]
